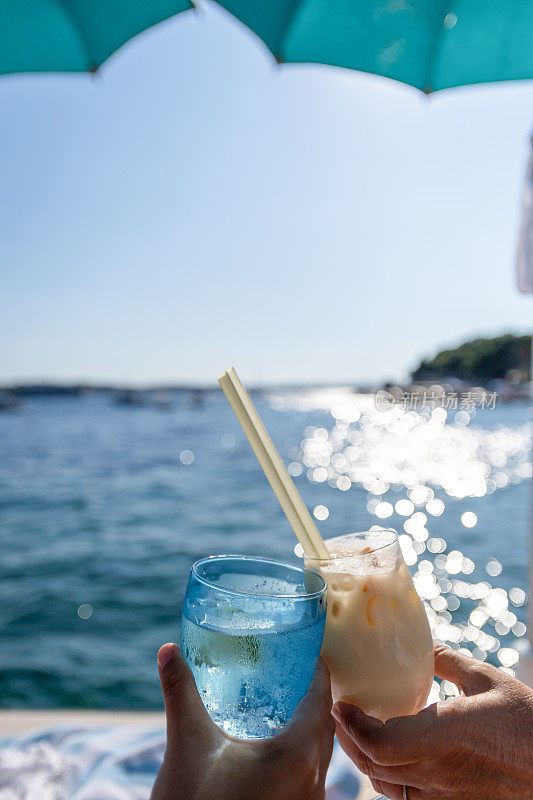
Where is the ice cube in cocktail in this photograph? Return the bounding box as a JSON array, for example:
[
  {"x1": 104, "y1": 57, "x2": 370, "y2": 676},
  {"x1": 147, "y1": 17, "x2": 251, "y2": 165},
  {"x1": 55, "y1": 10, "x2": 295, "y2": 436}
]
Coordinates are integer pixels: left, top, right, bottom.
[{"x1": 181, "y1": 611, "x2": 325, "y2": 738}]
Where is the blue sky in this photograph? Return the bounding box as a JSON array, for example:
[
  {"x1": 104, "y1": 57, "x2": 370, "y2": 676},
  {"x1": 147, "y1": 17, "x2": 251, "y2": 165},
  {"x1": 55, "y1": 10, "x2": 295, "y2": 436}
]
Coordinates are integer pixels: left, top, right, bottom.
[{"x1": 1, "y1": 2, "x2": 532, "y2": 386}]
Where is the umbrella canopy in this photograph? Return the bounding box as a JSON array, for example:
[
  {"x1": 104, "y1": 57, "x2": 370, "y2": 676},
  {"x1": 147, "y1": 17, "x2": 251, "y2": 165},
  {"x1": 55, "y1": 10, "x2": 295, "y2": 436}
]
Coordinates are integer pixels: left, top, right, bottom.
[
  {"x1": 0, "y1": 0, "x2": 193, "y2": 75},
  {"x1": 215, "y1": 0, "x2": 533, "y2": 93}
]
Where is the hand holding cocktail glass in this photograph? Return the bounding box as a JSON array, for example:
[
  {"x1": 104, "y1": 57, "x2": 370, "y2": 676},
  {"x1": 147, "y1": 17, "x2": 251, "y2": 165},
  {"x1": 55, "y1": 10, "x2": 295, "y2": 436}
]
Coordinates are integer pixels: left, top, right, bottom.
[
  {"x1": 174, "y1": 368, "x2": 434, "y2": 799},
  {"x1": 213, "y1": 368, "x2": 434, "y2": 722},
  {"x1": 331, "y1": 643, "x2": 533, "y2": 800},
  {"x1": 153, "y1": 368, "x2": 532, "y2": 800},
  {"x1": 151, "y1": 643, "x2": 335, "y2": 800}
]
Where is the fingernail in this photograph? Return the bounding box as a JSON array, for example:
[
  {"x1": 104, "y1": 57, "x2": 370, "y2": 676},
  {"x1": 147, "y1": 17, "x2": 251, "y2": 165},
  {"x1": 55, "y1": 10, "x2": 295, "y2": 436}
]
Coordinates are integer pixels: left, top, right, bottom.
[{"x1": 157, "y1": 644, "x2": 176, "y2": 668}]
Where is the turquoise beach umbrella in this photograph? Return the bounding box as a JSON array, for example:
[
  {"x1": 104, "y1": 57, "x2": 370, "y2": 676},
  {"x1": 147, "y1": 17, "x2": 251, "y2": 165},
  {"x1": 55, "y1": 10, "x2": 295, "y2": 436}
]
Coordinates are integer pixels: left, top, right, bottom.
[
  {"x1": 215, "y1": 0, "x2": 533, "y2": 93},
  {"x1": 0, "y1": 0, "x2": 193, "y2": 75}
]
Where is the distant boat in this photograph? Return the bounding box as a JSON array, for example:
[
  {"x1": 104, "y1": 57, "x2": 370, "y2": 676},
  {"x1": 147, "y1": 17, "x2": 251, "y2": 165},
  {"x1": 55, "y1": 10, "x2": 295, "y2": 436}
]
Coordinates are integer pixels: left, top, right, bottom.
[
  {"x1": 189, "y1": 389, "x2": 204, "y2": 409},
  {"x1": 152, "y1": 391, "x2": 172, "y2": 410},
  {"x1": 114, "y1": 390, "x2": 144, "y2": 407},
  {"x1": 0, "y1": 392, "x2": 21, "y2": 411}
]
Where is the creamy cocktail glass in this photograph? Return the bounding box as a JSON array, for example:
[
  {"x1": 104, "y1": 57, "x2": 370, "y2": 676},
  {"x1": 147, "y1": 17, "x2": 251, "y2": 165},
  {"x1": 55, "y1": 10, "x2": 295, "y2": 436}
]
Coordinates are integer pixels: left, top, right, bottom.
[{"x1": 296, "y1": 529, "x2": 434, "y2": 722}]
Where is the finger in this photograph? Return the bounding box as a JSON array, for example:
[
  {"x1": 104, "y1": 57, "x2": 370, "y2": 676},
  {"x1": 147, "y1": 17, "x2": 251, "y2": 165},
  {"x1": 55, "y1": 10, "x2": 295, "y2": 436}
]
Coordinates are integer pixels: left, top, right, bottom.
[
  {"x1": 370, "y1": 777, "x2": 423, "y2": 800},
  {"x1": 370, "y1": 777, "x2": 402, "y2": 800},
  {"x1": 311, "y1": 713, "x2": 336, "y2": 790},
  {"x1": 434, "y1": 644, "x2": 496, "y2": 695},
  {"x1": 318, "y1": 714, "x2": 336, "y2": 780},
  {"x1": 157, "y1": 643, "x2": 217, "y2": 748},
  {"x1": 279, "y1": 657, "x2": 332, "y2": 743},
  {"x1": 332, "y1": 700, "x2": 451, "y2": 766},
  {"x1": 334, "y1": 722, "x2": 412, "y2": 786}
]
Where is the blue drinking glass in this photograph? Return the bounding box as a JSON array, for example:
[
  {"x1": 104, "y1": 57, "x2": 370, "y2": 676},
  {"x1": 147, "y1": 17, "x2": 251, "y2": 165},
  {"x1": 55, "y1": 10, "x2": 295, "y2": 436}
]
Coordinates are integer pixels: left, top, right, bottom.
[{"x1": 181, "y1": 554, "x2": 327, "y2": 739}]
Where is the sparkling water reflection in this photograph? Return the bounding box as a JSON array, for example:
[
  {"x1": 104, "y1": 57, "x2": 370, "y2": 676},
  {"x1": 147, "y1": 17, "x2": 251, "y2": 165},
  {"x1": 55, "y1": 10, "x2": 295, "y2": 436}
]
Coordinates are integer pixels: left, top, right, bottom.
[{"x1": 269, "y1": 387, "x2": 531, "y2": 690}]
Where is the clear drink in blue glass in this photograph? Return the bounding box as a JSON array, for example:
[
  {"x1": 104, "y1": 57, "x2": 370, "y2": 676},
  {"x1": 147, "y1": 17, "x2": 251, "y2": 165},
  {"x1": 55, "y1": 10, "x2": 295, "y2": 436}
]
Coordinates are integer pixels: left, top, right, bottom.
[{"x1": 181, "y1": 555, "x2": 327, "y2": 739}]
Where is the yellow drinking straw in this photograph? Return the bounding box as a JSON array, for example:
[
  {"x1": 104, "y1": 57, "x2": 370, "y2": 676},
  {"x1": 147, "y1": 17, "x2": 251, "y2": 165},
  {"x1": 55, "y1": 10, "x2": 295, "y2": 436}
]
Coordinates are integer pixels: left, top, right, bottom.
[{"x1": 218, "y1": 367, "x2": 330, "y2": 560}]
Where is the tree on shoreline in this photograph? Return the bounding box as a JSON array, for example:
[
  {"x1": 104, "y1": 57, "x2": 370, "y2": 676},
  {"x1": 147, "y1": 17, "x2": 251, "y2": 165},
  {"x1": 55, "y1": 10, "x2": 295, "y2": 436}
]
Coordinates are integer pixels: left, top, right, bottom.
[{"x1": 411, "y1": 334, "x2": 531, "y2": 384}]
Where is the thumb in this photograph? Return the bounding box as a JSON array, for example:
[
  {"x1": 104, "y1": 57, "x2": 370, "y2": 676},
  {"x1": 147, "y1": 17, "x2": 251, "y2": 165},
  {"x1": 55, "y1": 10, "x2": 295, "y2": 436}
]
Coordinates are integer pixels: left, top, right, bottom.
[
  {"x1": 434, "y1": 644, "x2": 496, "y2": 696},
  {"x1": 157, "y1": 643, "x2": 216, "y2": 748}
]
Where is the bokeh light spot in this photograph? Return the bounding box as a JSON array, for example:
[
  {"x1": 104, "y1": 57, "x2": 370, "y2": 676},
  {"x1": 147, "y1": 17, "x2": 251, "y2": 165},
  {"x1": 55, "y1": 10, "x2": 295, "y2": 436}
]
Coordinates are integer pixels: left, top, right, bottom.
[
  {"x1": 288, "y1": 461, "x2": 303, "y2": 477},
  {"x1": 313, "y1": 505, "x2": 329, "y2": 521},
  {"x1": 375, "y1": 501, "x2": 394, "y2": 519},
  {"x1": 77, "y1": 604, "x2": 93, "y2": 620},
  {"x1": 179, "y1": 449, "x2": 194, "y2": 465}
]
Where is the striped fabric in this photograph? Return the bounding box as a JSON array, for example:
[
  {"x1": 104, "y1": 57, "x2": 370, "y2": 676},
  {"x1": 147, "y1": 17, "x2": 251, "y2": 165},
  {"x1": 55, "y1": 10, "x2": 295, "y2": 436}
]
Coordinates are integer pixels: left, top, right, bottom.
[{"x1": 0, "y1": 726, "x2": 364, "y2": 800}]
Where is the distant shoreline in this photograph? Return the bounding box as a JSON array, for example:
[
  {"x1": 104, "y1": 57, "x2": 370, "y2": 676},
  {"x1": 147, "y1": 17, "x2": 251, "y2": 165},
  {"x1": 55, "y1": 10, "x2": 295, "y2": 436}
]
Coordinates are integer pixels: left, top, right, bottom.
[
  {"x1": 0, "y1": 379, "x2": 529, "y2": 401},
  {"x1": 0, "y1": 381, "x2": 374, "y2": 396}
]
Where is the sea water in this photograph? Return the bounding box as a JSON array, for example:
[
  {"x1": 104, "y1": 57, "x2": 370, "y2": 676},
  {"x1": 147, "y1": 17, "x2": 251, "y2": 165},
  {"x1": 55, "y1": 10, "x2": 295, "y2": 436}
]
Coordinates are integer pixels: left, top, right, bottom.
[
  {"x1": 181, "y1": 610, "x2": 326, "y2": 738},
  {"x1": 0, "y1": 393, "x2": 529, "y2": 709}
]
